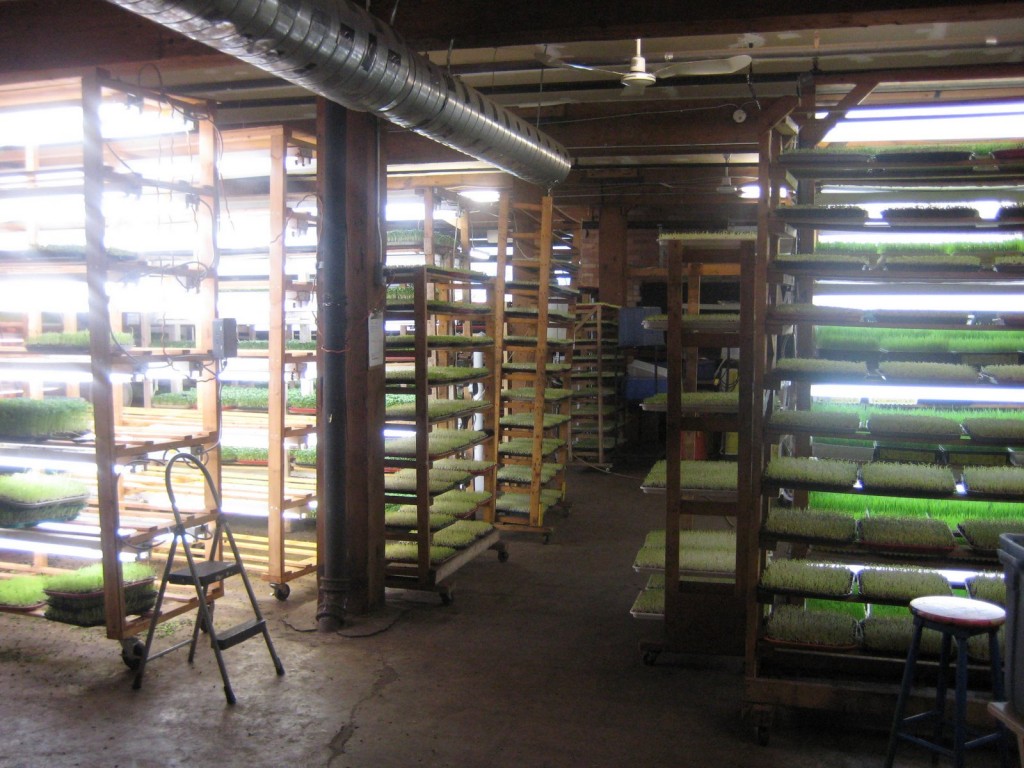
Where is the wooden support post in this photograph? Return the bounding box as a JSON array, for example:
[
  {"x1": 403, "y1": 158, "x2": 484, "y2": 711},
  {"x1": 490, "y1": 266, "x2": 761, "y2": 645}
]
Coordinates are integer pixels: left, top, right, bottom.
[
  {"x1": 597, "y1": 206, "x2": 628, "y2": 306},
  {"x1": 316, "y1": 100, "x2": 385, "y2": 626}
]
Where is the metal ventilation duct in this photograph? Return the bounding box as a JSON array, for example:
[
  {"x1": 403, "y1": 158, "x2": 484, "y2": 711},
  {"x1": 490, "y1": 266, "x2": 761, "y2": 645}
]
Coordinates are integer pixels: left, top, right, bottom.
[{"x1": 102, "y1": 0, "x2": 572, "y2": 187}]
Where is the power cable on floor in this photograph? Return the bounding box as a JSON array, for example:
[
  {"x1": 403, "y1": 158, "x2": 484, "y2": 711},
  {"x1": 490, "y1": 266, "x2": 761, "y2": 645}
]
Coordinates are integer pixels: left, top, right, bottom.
[{"x1": 279, "y1": 605, "x2": 410, "y2": 637}]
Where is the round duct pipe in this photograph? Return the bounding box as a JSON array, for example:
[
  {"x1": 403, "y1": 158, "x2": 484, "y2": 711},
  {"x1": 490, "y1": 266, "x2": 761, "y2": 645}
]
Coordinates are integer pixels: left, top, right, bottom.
[{"x1": 101, "y1": 0, "x2": 572, "y2": 187}]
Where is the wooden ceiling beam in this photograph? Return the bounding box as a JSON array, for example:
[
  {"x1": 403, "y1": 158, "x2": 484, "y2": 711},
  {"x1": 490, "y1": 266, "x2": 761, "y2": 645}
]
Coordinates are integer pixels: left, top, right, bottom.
[
  {"x1": 0, "y1": 1, "x2": 220, "y2": 77},
  {"x1": 392, "y1": 1, "x2": 1024, "y2": 50}
]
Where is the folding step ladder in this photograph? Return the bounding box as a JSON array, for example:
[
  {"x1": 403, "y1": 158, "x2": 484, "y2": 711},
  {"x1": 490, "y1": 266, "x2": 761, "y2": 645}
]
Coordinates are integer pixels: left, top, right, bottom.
[{"x1": 132, "y1": 451, "x2": 285, "y2": 704}]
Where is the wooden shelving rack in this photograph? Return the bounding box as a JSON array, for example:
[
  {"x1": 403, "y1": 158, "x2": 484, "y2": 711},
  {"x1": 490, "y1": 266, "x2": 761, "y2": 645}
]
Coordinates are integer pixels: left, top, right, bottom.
[
  {"x1": 0, "y1": 71, "x2": 223, "y2": 652},
  {"x1": 494, "y1": 195, "x2": 581, "y2": 539},
  {"x1": 743, "y1": 112, "x2": 1024, "y2": 742},
  {"x1": 382, "y1": 264, "x2": 503, "y2": 600},
  {"x1": 636, "y1": 236, "x2": 757, "y2": 660},
  {"x1": 570, "y1": 302, "x2": 626, "y2": 468},
  {"x1": 213, "y1": 125, "x2": 320, "y2": 599}
]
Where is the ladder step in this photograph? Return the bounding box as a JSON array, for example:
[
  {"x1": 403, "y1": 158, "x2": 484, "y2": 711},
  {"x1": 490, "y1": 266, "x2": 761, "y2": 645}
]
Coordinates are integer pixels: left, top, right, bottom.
[
  {"x1": 216, "y1": 618, "x2": 266, "y2": 651},
  {"x1": 168, "y1": 559, "x2": 243, "y2": 586}
]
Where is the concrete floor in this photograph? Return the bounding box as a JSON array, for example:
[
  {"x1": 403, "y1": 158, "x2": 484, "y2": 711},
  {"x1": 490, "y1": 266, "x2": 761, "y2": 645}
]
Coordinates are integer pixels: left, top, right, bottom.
[{"x1": 0, "y1": 462, "x2": 1008, "y2": 767}]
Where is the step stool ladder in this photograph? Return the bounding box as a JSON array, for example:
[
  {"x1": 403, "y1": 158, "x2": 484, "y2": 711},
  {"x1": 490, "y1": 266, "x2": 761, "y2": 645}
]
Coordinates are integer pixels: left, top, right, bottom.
[{"x1": 132, "y1": 451, "x2": 285, "y2": 704}]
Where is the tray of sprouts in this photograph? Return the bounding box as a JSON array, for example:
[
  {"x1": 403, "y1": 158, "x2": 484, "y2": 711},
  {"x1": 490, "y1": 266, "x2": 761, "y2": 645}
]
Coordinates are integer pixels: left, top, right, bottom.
[
  {"x1": 640, "y1": 460, "x2": 738, "y2": 498},
  {"x1": 958, "y1": 518, "x2": 1024, "y2": 554},
  {"x1": 641, "y1": 391, "x2": 739, "y2": 414},
  {"x1": 632, "y1": 530, "x2": 735, "y2": 575},
  {"x1": 759, "y1": 559, "x2": 854, "y2": 598},
  {"x1": 630, "y1": 573, "x2": 666, "y2": 619},
  {"x1": 856, "y1": 515, "x2": 955, "y2": 556},
  {"x1": 764, "y1": 604, "x2": 862, "y2": 651},
  {"x1": 980, "y1": 364, "x2": 1024, "y2": 385},
  {"x1": 0, "y1": 574, "x2": 48, "y2": 612},
  {"x1": 962, "y1": 417, "x2": 1024, "y2": 445},
  {"x1": 962, "y1": 466, "x2": 1024, "y2": 499},
  {"x1": 766, "y1": 303, "x2": 866, "y2": 326},
  {"x1": 859, "y1": 461, "x2": 957, "y2": 497},
  {"x1": 767, "y1": 410, "x2": 862, "y2": 436},
  {"x1": 763, "y1": 457, "x2": 860, "y2": 491},
  {"x1": 630, "y1": 577, "x2": 666, "y2": 617},
  {"x1": 761, "y1": 506, "x2": 857, "y2": 545},
  {"x1": 856, "y1": 566, "x2": 952, "y2": 604},
  {"x1": 770, "y1": 358, "x2": 871, "y2": 384},
  {"x1": 965, "y1": 574, "x2": 1006, "y2": 606},
  {"x1": 864, "y1": 412, "x2": 965, "y2": 442},
  {"x1": 861, "y1": 603, "x2": 946, "y2": 657},
  {"x1": 876, "y1": 361, "x2": 981, "y2": 385}
]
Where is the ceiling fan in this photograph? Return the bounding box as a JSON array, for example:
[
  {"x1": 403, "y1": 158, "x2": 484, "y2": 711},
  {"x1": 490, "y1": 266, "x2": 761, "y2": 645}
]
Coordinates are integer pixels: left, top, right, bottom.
[{"x1": 536, "y1": 38, "x2": 752, "y2": 92}]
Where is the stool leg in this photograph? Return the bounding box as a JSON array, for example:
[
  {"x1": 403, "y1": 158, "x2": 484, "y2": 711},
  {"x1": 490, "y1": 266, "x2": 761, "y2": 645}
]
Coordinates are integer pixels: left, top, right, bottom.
[
  {"x1": 934, "y1": 630, "x2": 954, "y2": 752},
  {"x1": 886, "y1": 618, "x2": 925, "y2": 768},
  {"x1": 954, "y1": 630, "x2": 969, "y2": 768},
  {"x1": 990, "y1": 629, "x2": 1010, "y2": 768}
]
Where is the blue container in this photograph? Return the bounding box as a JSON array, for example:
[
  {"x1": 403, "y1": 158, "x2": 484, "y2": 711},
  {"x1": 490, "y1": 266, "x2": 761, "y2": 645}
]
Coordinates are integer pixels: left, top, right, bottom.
[{"x1": 998, "y1": 533, "x2": 1024, "y2": 714}]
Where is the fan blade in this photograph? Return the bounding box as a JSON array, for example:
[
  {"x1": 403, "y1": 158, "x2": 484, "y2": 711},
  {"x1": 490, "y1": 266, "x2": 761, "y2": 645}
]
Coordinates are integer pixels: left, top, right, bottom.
[
  {"x1": 654, "y1": 54, "x2": 752, "y2": 78},
  {"x1": 534, "y1": 49, "x2": 627, "y2": 78}
]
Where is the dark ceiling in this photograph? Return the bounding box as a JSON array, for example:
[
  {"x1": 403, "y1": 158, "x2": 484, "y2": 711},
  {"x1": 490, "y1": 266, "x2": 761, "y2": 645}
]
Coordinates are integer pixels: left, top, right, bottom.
[{"x1": 2, "y1": 0, "x2": 1023, "y2": 225}]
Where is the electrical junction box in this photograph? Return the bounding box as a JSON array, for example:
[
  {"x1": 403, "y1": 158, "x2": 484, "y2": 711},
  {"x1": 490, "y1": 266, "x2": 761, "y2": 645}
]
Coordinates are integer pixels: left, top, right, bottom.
[{"x1": 213, "y1": 318, "x2": 238, "y2": 359}]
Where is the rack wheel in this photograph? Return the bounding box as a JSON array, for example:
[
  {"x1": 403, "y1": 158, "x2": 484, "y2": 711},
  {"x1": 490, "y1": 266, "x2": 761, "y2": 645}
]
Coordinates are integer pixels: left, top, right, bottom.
[
  {"x1": 542, "y1": 533, "x2": 552, "y2": 545},
  {"x1": 642, "y1": 650, "x2": 660, "y2": 666},
  {"x1": 749, "y1": 704, "x2": 774, "y2": 746},
  {"x1": 498, "y1": 549, "x2": 509, "y2": 563},
  {"x1": 272, "y1": 582, "x2": 290, "y2": 601},
  {"x1": 439, "y1": 587, "x2": 454, "y2": 606},
  {"x1": 120, "y1": 638, "x2": 144, "y2": 671}
]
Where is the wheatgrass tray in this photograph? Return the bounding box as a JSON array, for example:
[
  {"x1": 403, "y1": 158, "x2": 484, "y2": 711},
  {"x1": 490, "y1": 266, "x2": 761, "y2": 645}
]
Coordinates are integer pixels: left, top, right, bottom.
[
  {"x1": 856, "y1": 516, "x2": 956, "y2": 556},
  {"x1": 962, "y1": 418, "x2": 1024, "y2": 445},
  {"x1": 759, "y1": 559, "x2": 854, "y2": 598},
  {"x1": 630, "y1": 582, "x2": 665, "y2": 619},
  {"x1": 961, "y1": 465, "x2": 1024, "y2": 499},
  {"x1": 640, "y1": 460, "x2": 738, "y2": 496},
  {"x1": 864, "y1": 413, "x2": 966, "y2": 442},
  {"x1": 501, "y1": 387, "x2": 574, "y2": 403},
  {"x1": 384, "y1": 334, "x2": 494, "y2": 350},
  {"x1": 640, "y1": 391, "x2": 738, "y2": 414},
  {"x1": 384, "y1": 365, "x2": 490, "y2": 385},
  {"x1": 495, "y1": 489, "x2": 563, "y2": 516},
  {"x1": 385, "y1": 398, "x2": 492, "y2": 422},
  {"x1": 498, "y1": 438, "x2": 566, "y2": 458},
  {"x1": 856, "y1": 567, "x2": 952, "y2": 604},
  {"x1": 767, "y1": 410, "x2": 862, "y2": 436},
  {"x1": 761, "y1": 506, "x2": 858, "y2": 545},
  {"x1": 859, "y1": 461, "x2": 957, "y2": 497},
  {"x1": 384, "y1": 429, "x2": 488, "y2": 459},
  {"x1": 384, "y1": 506, "x2": 457, "y2": 531},
  {"x1": 764, "y1": 604, "x2": 862, "y2": 651},
  {"x1": 383, "y1": 467, "x2": 472, "y2": 495},
  {"x1": 958, "y1": 518, "x2": 1024, "y2": 554},
  {"x1": 763, "y1": 457, "x2": 860, "y2": 492}
]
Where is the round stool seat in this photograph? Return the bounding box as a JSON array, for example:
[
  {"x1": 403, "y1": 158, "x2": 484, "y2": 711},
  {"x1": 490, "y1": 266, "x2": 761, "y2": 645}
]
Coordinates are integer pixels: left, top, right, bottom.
[{"x1": 909, "y1": 595, "x2": 1005, "y2": 628}]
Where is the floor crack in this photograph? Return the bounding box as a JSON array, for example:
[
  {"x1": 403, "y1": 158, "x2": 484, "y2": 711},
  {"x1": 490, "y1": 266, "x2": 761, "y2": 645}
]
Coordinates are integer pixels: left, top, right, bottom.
[{"x1": 326, "y1": 651, "x2": 399, "y2": 765}]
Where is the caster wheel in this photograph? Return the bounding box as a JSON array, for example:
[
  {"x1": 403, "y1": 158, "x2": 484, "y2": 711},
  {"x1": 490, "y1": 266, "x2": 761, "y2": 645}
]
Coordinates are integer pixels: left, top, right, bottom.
[
  {"x1": 542, "y1": 533, "x2": 551, "y2": 545},
  {"x1": 440, "y1": 590, "x2": 454, "y2": 606},
  {"x1": 756, "y1": 725, "x2": 770, "y2": 747},
  {"x1": 120, "y1": 638, "x2": 144, "y2": 671},
  {"x1": 272, "y1": 583, "x2": 290, "y2": 601},
  {"x1": 498, "y1": 549, "x2": 509, "y2": 563},
  {"x1": 642, "y1": 650, "x2": 659, "y2": 667}
]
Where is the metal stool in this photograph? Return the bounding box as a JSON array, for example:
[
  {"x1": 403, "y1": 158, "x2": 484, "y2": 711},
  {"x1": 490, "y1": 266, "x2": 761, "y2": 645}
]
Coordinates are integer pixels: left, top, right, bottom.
[{"x1": 885, "y1": 595, "x2": 1009, "y2": 768}]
